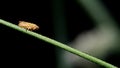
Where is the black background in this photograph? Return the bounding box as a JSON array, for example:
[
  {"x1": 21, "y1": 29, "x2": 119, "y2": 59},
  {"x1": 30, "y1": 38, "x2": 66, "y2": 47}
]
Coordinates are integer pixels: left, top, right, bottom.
[{"x1": 0, "y1": 0, "x2": 120, "y2": 68}]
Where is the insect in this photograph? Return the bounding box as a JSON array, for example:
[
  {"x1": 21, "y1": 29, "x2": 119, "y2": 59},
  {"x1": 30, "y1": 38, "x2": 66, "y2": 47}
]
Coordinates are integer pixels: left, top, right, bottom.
[{"x1": 18, "y1": 21, "x2": 39, "y2": 31}]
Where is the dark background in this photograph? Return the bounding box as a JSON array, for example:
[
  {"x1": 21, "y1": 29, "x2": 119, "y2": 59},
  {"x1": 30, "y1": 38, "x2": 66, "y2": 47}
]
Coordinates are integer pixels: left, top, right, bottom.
[{"x1": 0, "y1": 0, "x2": 120, "y2": 68}]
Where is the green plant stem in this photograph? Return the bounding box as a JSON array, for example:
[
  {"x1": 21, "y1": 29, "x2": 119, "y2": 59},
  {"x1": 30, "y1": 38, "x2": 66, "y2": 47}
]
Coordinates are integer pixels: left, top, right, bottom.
[{"x1": 0, "y1": 19, "x2": 117, "y2": 68}]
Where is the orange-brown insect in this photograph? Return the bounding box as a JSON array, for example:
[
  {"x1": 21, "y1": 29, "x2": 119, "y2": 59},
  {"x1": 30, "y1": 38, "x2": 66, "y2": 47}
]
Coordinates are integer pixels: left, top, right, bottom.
[{"x1": 18, "y1": 21, "x2": 39, "y2": 31}]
